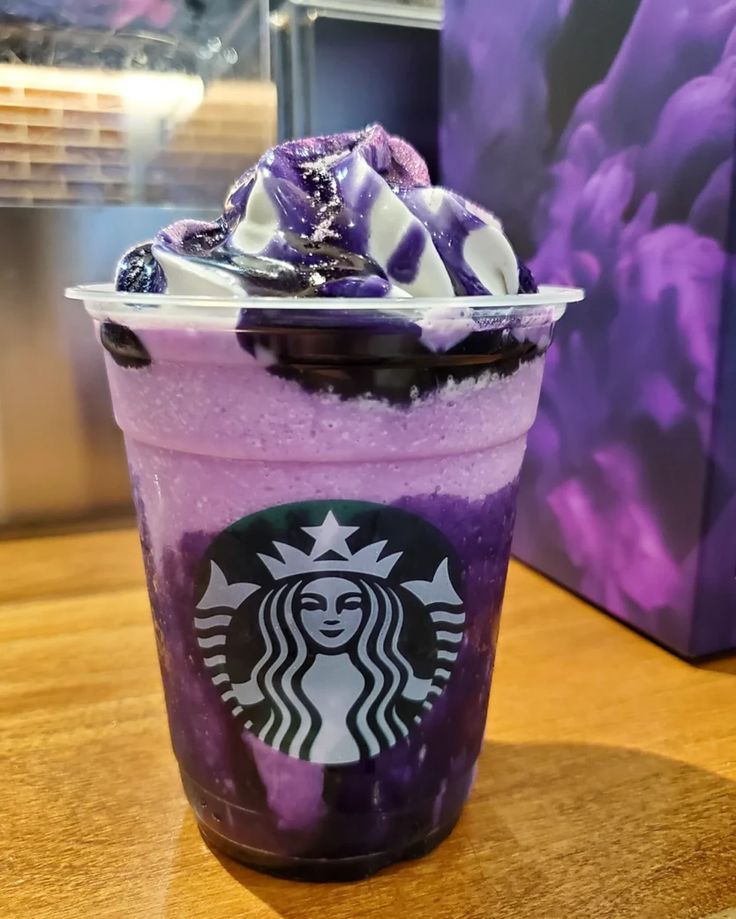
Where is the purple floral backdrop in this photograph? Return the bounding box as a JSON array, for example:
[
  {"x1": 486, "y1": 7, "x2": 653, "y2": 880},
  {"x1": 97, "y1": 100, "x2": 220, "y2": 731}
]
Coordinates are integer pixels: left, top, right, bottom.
[{"x1": 442, "y1": 0, "x2": 736, "y2": 656}]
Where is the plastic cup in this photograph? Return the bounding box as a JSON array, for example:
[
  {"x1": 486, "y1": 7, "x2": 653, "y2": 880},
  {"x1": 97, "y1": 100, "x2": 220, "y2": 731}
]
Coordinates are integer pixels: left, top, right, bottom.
[{"x1": 67, "y1": 283, "x2": 583, "y2": 881}]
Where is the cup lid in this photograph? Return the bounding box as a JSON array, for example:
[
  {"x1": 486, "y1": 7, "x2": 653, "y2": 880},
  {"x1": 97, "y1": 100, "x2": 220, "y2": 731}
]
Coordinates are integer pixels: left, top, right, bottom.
[{"x1": 66, "y1": 283, "x2": 585, "y2": 313}]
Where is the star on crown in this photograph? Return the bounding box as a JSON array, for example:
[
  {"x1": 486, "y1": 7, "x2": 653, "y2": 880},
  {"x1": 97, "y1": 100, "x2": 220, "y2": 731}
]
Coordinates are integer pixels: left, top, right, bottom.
[{"x1": 258, "y1": 510, "x2": 402, "y2": 581}]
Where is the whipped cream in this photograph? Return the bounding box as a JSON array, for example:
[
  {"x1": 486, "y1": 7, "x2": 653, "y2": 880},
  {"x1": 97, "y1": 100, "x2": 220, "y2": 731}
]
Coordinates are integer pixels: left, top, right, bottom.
[{"x1": 116, "y1": 125, "x2": 537, "y2": 300}]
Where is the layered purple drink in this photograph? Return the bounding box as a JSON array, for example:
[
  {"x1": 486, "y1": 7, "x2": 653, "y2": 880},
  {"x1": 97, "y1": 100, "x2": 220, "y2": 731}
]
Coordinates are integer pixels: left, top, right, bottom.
[{"x1": 69, "y1": 126, "x2": 582, "y2": 880}]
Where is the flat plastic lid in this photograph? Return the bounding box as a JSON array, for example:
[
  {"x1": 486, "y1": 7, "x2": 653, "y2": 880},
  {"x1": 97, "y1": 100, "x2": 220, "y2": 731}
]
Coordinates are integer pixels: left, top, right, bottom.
[{"x1": 66, "y1": 283, "x2": 585, "y2": 312}]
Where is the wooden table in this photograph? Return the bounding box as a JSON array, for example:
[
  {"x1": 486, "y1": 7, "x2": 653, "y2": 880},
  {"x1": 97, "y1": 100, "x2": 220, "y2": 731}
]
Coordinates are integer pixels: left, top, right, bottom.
[{"x1": 2, "y1": 527, "x2": 735, "y2": 919}]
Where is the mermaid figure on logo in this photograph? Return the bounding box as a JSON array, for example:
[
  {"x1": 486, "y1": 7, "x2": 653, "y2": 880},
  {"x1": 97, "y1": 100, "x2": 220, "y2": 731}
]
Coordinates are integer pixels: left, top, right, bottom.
[{"x1": 196, "y1": 511, "x2": 465, "y2": 765}]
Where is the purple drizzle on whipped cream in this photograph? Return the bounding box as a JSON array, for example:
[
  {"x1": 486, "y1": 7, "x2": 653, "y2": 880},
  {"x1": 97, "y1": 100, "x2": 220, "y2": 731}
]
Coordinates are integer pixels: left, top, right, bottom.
[{"x1": 115, "y1": 125, "x2": 535, "y2": 300}]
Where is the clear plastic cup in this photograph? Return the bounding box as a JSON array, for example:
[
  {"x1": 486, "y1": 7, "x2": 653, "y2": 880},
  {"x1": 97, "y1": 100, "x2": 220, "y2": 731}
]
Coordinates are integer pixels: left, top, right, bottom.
[{"x1": 67, "y1": 283, "x2": 583, "y2": 881}]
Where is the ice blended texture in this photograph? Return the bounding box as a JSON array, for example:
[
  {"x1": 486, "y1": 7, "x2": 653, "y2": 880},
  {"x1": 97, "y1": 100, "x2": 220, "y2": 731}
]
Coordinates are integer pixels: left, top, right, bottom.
[{"x1": 97, "y1": 127, "x2": 556, "y2": 879}]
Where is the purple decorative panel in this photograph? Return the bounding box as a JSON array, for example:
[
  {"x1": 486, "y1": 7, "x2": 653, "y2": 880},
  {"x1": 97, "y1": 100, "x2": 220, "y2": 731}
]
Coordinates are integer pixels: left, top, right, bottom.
[{"x1": 442, "y1": 0, "x2": 736, "y2": 656}]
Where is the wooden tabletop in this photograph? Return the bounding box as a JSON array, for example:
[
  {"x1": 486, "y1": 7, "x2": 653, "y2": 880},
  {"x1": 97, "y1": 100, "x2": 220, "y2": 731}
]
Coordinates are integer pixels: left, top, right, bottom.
[{"x1": 2, "y1": 527, "x2": 735, "y2": 919}]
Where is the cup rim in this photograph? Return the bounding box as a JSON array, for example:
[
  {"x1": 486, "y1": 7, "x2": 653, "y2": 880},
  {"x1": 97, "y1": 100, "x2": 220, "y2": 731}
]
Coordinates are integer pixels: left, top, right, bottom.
[{"x1": 66, "y1": 282, "x2": 585, "y2": 312}]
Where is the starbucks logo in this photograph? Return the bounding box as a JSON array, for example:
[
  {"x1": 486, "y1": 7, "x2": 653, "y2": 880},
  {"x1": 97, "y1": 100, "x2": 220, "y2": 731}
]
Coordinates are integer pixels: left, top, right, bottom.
[{"x1": 193, "y1": 500, "x2": 465, "y2": 765}]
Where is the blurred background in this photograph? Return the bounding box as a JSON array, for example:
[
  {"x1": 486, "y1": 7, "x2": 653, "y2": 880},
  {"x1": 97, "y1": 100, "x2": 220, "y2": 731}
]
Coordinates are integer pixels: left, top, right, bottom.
[{"x1": 0, "y1": 0, "x2": 441, "y2": 529}]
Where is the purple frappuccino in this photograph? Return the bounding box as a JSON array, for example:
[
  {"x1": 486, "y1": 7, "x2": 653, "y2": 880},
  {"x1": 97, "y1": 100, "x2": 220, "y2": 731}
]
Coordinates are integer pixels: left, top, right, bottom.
[{"x1": 69, "y1": 126, "x2": 582, "y2": 880}]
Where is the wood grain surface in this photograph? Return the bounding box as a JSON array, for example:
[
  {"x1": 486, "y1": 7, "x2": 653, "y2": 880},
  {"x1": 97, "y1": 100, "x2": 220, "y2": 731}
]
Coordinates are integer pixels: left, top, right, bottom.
[{"x1": 1, "y1": 527, "x2": 735, "y2": 919}]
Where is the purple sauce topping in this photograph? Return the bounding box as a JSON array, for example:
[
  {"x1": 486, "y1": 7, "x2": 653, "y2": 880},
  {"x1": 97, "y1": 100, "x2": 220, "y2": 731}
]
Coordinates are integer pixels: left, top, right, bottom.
[
  {"x1": 114, "y1": 243, "x2": 166, "y2": 295},
  {"x1": 386, "y1": 224, "x2": 427, "y2": 286},
  {"x1": 100, "y1": 320, "x2": 152, "y2": 368}
]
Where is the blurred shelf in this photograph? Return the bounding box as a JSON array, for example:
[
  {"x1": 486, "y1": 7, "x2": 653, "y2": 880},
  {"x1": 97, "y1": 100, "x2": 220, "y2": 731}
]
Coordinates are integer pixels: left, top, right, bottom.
[
  {"x1": 0, "y1": 182, "x2": 129, "y2": 203},
  {"x1": 279, "y1": 0, "x2": 442, "y2": 28},
  {"x1": 0, "y1": 124, "x2": 125, "y2": 145},
  {"x1": 0, "y1": 107, "x2": 124, "y2": 128},
  {"x1": 0, "y1": 148, "x2": 128, "y2": 167},
  {"x1": 0, "y1": 63, "x2": 276, "y2": 206}
]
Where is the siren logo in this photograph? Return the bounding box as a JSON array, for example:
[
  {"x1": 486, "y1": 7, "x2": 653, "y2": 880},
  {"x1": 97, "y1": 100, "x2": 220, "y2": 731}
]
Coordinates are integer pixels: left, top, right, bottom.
[{"x1": 193, "y1": 501, "x2": 465, "y2": 766}]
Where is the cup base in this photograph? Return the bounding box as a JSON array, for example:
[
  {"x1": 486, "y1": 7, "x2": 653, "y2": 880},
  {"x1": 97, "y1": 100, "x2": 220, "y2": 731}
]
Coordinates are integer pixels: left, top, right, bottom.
[{"x1": 198, "y1": 816, "x2": 458, "y2": 883}]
